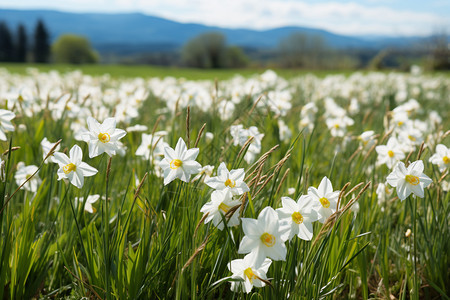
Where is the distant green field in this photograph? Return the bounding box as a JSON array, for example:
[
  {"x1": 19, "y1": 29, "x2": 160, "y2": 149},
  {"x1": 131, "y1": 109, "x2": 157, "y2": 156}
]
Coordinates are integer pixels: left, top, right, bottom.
[{"x1": 0, "y1": 63, "x2": 355, "y2": 79}]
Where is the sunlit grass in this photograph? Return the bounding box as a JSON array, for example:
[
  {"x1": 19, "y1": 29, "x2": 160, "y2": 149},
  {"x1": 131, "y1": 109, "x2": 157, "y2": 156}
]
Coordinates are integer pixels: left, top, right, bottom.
[
  {"x1": 0, "y1": 67, "x2": 448, "y2": 299},
  {"x1": 0, "y1": 63, "x2": 358, "y2": 80}
]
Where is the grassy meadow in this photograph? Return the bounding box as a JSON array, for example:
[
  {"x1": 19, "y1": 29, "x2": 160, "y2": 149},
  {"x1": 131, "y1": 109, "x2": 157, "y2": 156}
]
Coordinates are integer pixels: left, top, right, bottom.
[
  {"x1": 0, "y1": 63, "x2": 358, "y2": 80},
  {"x1": 0, "y1": 65, "x2": 448, "y2": 299}
]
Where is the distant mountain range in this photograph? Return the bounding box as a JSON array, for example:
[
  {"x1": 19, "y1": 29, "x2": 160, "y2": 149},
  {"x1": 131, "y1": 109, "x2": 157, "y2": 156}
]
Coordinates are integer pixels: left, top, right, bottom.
[{"x1": 0, "y1": 8, "x2": 436, "y2": 53}]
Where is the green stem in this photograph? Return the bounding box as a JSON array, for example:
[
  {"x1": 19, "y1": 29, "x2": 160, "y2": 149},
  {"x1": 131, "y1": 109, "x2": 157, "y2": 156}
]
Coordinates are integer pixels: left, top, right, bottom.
[
  {"x1": 412, "y1": 196, "x2": 418, "y2": 300},
  {"x1": 103, "y1": 158, "x2": 111, "y2": 300}
]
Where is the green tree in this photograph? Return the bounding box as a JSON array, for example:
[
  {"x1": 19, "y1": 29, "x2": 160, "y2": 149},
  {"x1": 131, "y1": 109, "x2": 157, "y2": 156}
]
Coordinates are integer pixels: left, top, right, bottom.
[
  {"x1": 182, "y1": 32, "x2": 227, "y2": 68},
  {"x1": 429, "y1": 32, "x2": 449, "y2": 70},
  {"x1": 226, "y1": 46, "x2": 249, "y2": 68},
  {"x1": 16, "y1": 24, "x2": 27, "y2": 62},
  {"x1": 33, "y1": 19, "x2": 50, "y2": 63},
  {"x1": 279, "y1": 32, "x2": 329, "y2": 68},
  {"x1": 0, "y1": 22, "x2": 14, "y2": 62},
  {"x1": 52, "y1": 34, "x2": 99, "y2": 64}
]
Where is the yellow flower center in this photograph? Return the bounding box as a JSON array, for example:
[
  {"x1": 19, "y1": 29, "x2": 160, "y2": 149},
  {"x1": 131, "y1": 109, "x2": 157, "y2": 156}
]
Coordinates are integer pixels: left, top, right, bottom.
[
  {"x1": 388, "y1": 150, "x2": 395, "y2": 158},
  {"x1": 405, "y1": 175, "x2": 420, "y2": 186},
  {"x1": 170, "y1": 159, "x2": 183, "y2": 169},
  {"x1": 224, "y1": 178, "x2": 236, "y2": 188},
  {"x1": 292, "y1": 211, "x2": 304, "y2": 224},
  {"x1": 244, "y1": 268, "x2": 257, "y2": 283},
  {"x1": 319, "y1": 197, "x2": 330, "y2": 208},
  {"x1": 443, "y1": 156, "x2": 450, "y2": 164},
  {"x1": 218, "y1": 202, "x2": 230, "y2": 214},
  {"x1": 334, "y1": 124, "x2": 340, "y2": 128},
  {"x1": 98, "y1": 132, "x2": 111, "y2": 143},
  {"x1": 408, "y1": 135, "x2": 416, "y2": 142},
  {"x1": 260, "y1": 232, "x2": 276, "y2": 247},
  {"x1": 63, "y1": 163, "x2": 77, "y2": 174},
  {"x1": 398, "y1": 121, "x2": 404, "y2": 126}
]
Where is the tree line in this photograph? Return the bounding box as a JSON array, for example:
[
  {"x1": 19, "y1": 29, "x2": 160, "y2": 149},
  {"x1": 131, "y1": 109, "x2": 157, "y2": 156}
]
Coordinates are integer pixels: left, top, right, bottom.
[
  {"x1": 0, "y1": 19, "x2": 50, "y2": 63},
  {"x1": 1, "y1": 18, "x2": 447, "y2": 70}
]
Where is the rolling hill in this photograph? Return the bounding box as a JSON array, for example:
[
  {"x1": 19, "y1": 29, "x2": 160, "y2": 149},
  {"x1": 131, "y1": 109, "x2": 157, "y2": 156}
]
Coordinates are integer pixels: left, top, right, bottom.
[{"x1": 0, "y1": 8, "x2": 429, "y2": 53}]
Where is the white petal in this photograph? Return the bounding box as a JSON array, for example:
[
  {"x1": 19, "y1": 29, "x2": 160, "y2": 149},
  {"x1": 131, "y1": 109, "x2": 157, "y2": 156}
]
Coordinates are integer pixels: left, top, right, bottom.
[
  {"x1": 183, "y1": 148, "x2": 199, "y2": 161},
  {"x1": 408, "y1": 160, "x2": 424, "y2": 174},
  {"x1": 101, "y1": 117, "x2": 117, "y2": 134},
  {"x1": 308, "y1": 187, "x2": 321, "y2": 199},
  {"x1": 281, "y1": 197, "x2": 298, "y2": 212},
  {"x1": 418, "y1": 174, "x2": 432, "y2": 188},
  {"x1": 111, "y1": 129, "x2": 126, "y2": 140},
  {"x1": 0, "y1": 130, "x2": 6, "y2": 141},
  {"x1": 241, "y1": 218, "x2": 261, "y2": 237},
  {"x1": 70, "y1": 170, "x2": 84, "y2": 188},
  {"x1": 238, "y1": 236, "x2": 258, "y2": 254},
  {"x1": 297, "y1": 222, "x2": 314, "y2": 240},
  {"x1": 230, "y1": 168, "x2": 245, "y2": 181},
  {"x1": 88, "y1": 141, "x2": 101, "y2": 158},
  {"x1": 87, "y1": 116, "x2": 101, "y2": 134},
  {"x1": 217, "y1": 162, "x2": 228, "y2": 177},
  {"x1": 396, "y1": 181, "x2": 411, "y2": 201},
  {"x1": 409, "y1": 183, "x2": 424, "y2": 198},
  {"x1": 53, "y1": 152, "x2": 71, "y2": 165},
  {"x1": 163, "y1": 146, "x2": 176, "y2": 160},
  {"x1": 318, "y1": 176, "x2": 332, "y2": 195},
  {"x1": 258, "y1": 207, "x2": 278, "y2": 232},
  {"x1": 174, "y1": 138, "x2": 187, "y2": 157},
  {"x1": 204, "y1": 177, "x2": 224, "y2": 189},
  {"x1": 182, "y1": 161, "x2": 201, "y2": 174},
  {"x1": 69, "y1": 145, "x2": 83, "y2": 164},
  {"x1": 78, "y1": 162, "x2": 98, "y2": 177},
  {"x1": 436, "y1": 144, "x2": 447, "y2": 156},
  {"x1": 164, "y1": 169, "x2": 178, "y2": 185}
]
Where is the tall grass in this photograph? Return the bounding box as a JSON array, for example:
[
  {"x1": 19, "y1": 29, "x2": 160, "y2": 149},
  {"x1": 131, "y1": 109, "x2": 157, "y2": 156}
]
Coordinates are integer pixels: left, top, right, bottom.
[{"x1": 0, "y1": 68, "x2": 448, "y2": 299}]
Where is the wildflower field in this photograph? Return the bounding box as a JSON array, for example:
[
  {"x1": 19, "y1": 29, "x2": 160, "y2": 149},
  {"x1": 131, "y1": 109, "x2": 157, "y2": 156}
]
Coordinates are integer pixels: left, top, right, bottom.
[{"x1": 0, "y1": 67, "x2": 448, "y2": 299}]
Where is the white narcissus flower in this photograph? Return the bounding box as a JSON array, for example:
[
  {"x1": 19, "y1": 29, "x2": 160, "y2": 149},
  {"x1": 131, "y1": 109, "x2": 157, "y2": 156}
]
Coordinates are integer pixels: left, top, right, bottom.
[
  {"x1": 386, "y1": 160, "x2": 432, "y2": 201},
  {"x1": 0, "y1": 109, "x2": 15, "y2": 141},
  {"x1": 76, "y1": 194, "x2": 100, "y2": 213},
  {"x1": 205, "y1": 162, "x2": 249, "y2": 196},
  {"x1": 358, "y1": 130, "x2": 377, "y2": 149},
  {"x1": 0, "y1": 157, "x2": 5, "y2": 181},
  {"x1": 376, "y1": 182, "x2": 393, "y2": 205},
  {"x1": 238, "y1": 206, "x2": 288, "y2": 268},
  {"x1": 83, "y1": 116, "x2": 127, "y2": 158},
  {"x1": 230, "y1": 125, "x2": 264, "y2": 164},
  {"x1": 326, "y1": 116, "x2": 354, "y2": 137},
  {"x1": 277, "y1": 119, "x2": 292, "y2": 142},
  {"x1": 41, "y1": 137, "x2": 61, "y2": 164},
  {"x1": 200, "y1": 189, "x2": 240, "y2": 230},
  {"x1": 53, "y1": 145, "x2": 98, "y2": 189},
  {"x1": 429, "y1": 144, "x2": 450, "y2": 172},
  {"x1": 14, "y1": 162, "x2": 41, "y2": 193},
  {"x1": 192, "y1": 164, "x2": 214, "y2": 182},
  {"x1": 228, "y1": 254, "x2": 272, "y2": 293},
  {"x1": 375, "y1": 137, "x2": 405, "y2": 169},
  {"x1": 308, "y1": 176, "x2": 340, "y2": 223},
  {"x1": 135, "y1": 132, "x2": 169, "y2": 161},
  {"x1": 276, "y1": 195, "x2": 319, "y2": 241},
  {"x1": 126, "y1": 124, "x2": 148, "y2": 132},
  {"x1": 159, "y1": 137, "x2": 202, "y2": 185}
]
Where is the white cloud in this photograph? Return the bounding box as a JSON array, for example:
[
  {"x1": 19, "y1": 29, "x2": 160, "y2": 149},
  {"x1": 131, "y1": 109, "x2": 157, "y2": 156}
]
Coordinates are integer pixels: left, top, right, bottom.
[
  {"x1": 1, "y1": 0, "x2": 449, "y2": 36},
  {"x1": 134, "y1": 0, "x2": 449, "y2": 36}
]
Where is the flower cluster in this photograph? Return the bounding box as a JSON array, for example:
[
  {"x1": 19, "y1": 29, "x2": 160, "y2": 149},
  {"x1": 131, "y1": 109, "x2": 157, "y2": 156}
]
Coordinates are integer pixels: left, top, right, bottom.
[
  {"x1": 225, "y1": 176, "x2": 340, "y2": 293},
  {"x1": 230, "y1": 125, "x2": 264, "y2": 163}
]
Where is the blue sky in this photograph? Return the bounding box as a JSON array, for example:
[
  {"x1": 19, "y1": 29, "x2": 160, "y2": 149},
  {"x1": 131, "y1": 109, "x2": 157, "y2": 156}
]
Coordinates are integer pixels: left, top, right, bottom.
[{"x1": 1, "y1": 0, "x2": 449, "y2": 36}]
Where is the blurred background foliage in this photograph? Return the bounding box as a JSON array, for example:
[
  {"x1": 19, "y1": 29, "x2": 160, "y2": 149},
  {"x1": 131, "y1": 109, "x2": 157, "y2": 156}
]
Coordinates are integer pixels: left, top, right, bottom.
[{"x1": 0, "y1": 18, "x2": 448, "y2": 71}]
